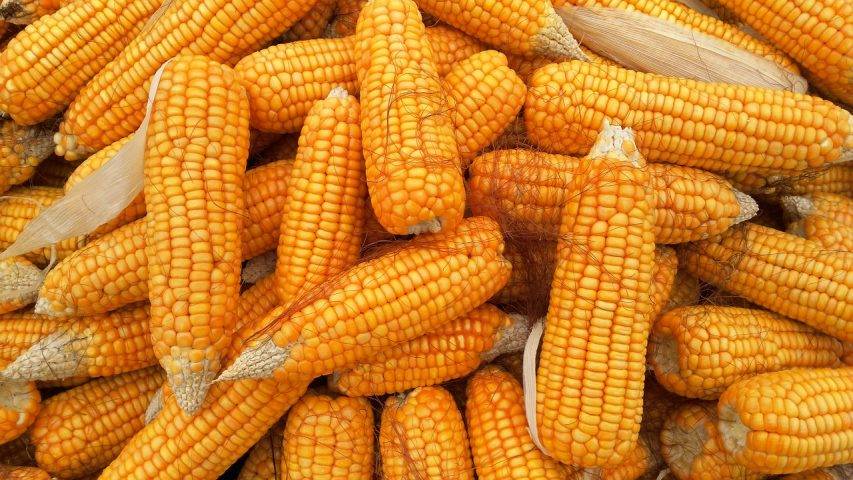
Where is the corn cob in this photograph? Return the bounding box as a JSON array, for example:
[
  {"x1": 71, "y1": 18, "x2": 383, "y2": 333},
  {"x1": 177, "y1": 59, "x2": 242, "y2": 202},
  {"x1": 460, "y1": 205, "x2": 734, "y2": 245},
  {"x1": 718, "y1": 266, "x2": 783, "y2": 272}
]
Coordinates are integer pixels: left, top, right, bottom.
[
  {"x1": 0, "y1": 120, "x2": 55, "y2": 194},
  {"x1": 0, "y1": 305, "x2": 154, "y2": 381},
  {"x1": 468, "y1": 150, "x2": 758, "y2": 243},
  {"x1": 355, "y1": 0, "x2": 465, "y2": 234},
  {"x1": 29, "y1": 367, "x2": 165, "y2": 478},
  {"x1": 237, "y1": 425, "x2": 283, "y2": 480},
  {"x1": 728, "y1": 165, "x2": 853, "y2": 196},
  {"x1": 0, "y1": 257, "x2": 41, "y2": 314},
  {"x1": 782, "y1": 193, "x2": 853, "y2": 227},
  {"x1": 380, "y1": 386, "x2": 474, "y2": 480},
  {"x1": 143, "y1": 55, "x2": 249, "y2": 415},
  {"x1": 282, "y1": 393, "x2": 374, "y2": 480},
  {"x1": 788, "y1": 215, "x2": 853, "y2": 252},
  {"x1": 780, "y1": 466, "x2": 853, "y2": 480},
  {"x1": 329, "y1": 305, "x2": 529, "y2": 396},
  {"x1": 650, "y1": 246, "x2": 678, "y2": 320},
  {"x1": 0, "y1": 466, "x2": 51, "y2": 480},
  {"x1": 220, "y1": 216, "x2": 511, "y2": 381},
  {"x1": 568, "y1": 435, "x2": 661, "y2": 480},
  {"x1": 679, "y1": 222, "x2": 853, "y2": 342},
  {"x1": 416, "y1": 0, "x2": 585, "y2": 60},
  {"x1": 536, "y1": 124, "x2": 655, "y2": 467},
  {"x1": 660, "y1": 402, "x2": 763, "y2": 480},
  {"x1": 330, "y1": 0, "x2": 366, "y2": 37},
  {"x1": 713, "y1": 0, "x2": 852, "y2": 105},
  {"x1": 36, "y1": 159, "x2": 292, "y2": 317},
  {"x1": 717, "y1": 367, "x2": 853, "y2": 474},
  {"x1": 665, "y1": 270, "x2": 701, "y2": 312},
  {"x1": 228, "y1": 276, "x2": 279, "y2": 358},
  {"x1": 525, "y1": 62, "x2": 853, "y2": 175},
  {"x1": 0, "y1": 436, "x2": 35, "y2": 466},
  {"x1": 650, "y1": 306, "x2": 843, "y2": 399},
  {"x1": 0, "y1": 186, "x2": 87, "y2": 264},
  {"x1": 0, "y1": 0, "x2": 161, "y2": 126},
  {"x1": 466, "y1": 366, "x2": 573, "y2": 480},
  {"x1": 0, "y1": 379, "x2": 38, "y2": 445},
  {"x1": 281, "y1": 0, "x2": 336, "y2": 42},
  {"x1": 443, "y1": 51, "x2": 526, "y2": 165},
  {"x1": 274, "y1": 87, "x2": 366, "y2": 303},
  {"x1": 424, "y1": 24, "x2": 487, "y2": 76},
  {"x1": 0, "y1": 0, "x2": 59, "y2": 24},
  {"x1": 54, "y1": 0, "x2": 318, "y2": 160},
  {"x1": 507, "y1": 46, "x2": 616, "y2": 83}
]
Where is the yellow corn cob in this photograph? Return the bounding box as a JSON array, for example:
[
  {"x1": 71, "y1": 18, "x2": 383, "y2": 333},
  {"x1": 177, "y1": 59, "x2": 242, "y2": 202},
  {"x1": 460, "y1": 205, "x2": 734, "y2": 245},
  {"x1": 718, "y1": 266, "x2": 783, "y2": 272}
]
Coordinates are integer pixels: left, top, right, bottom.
[
  {"x1": 54, "y1": 0, "x2": 318, "y2": 160},
  {"x1": 227, "y1": 276, "x2": 279, "y2": 359},
  {"x1": 468, "y1": 150, "x2": 758, "y2": 243},
  {"x1": 329, "y1": 305, "x2": 529, "y2": 396},
  {"x1": 37, "y1": 157, "x2": 291, "y2": 316},
  {"x1": 650, "y1": 246, "x2": 678, "y2": 320},
  {"x1": 221, "y1": 216, "x2": 511, "y2": 382},
  {"x1": 679, "y1": 222, "x2": 853, "y2": 342},
  {"x1": 717, "y1": 367, "x2": 853, "y2": 474},
  {"x1": 557, "y1": 0, "x2": 800, "y2": 72},
  {"x1": 0, "y1": 0, "x2": 161, "y2": 126},
  {"x1": 843, "y1": 342, "x2": 853, "y2": 366},
  {"x1": 727, "y1": 165, "x2": 853, "y2": 196},
  {"x1": 380, "y1": 386, "x2": 474, "y2": 480},
  {"x1": 416, "y1": 0, "x2": 585, "y2": 60},
  {"x1": 536, "y1": 124, "x2": 655, "y2": 467},
  {"x1": 665, "y1": 270, "x2": 700, "y2": 312},
  {"x1": 661, "y1": 402, "x2": 763, "y2": 480},
  {"x1": 143, "y1": 55, "x2": 249, "y2": 415},
  {"x1": 331, "y1": 0, "x2": 367, "y2": 37},
  {"x1": 355, "y1": 0, "x2": 464, "y2": 234},
  {"x1": 0, "y1": 186, "x2": 87, "y2": 264},
  {"x1": 0, "y1": 305, "x2": 154, "y2": 381},
  {"x1": 568, "y1": 435, "x2": 661, "y2": 480},
  {"x1": 0, "y1": 379, "x2": 39, "y2": 446},
  {"x1": 466, "y1": 366, "x2": 573, "y2": 480},
  {"x1": 780, "y1": 466, "x2": 853, "y2": 480},
  {"x1": 525, "y1": 62, "x2": 853, "y2": 175},
  {"x1": 0, "y1": 120, "x2": 54, "y2": 194},
  {"x1": 236, "y1": 424, "x2": 283, "y2": 480},
  {"x1": 650, "y1": 306, "x2": 843, "y2": 399},
  {"x1": 0, "y1": 0, "x2": 59, "y2": 24},
  {"x1": 281, "y1": 0, "x2": 336, "y2": 41},
  {"x1": 788, "y1": 215, "x2": 853, "y2": 252},
  {"x1": 443, "y1": 50, "x2": 526, "y2": 165},
  {"x1": 0, "y1": 466, "x2": 51, "y2": 480},
  {"x1": 783, "y1": 193, "x2": 853, "y2": 227},
  {"x1": 29, "y1": 367, "x2": 165, "y2": 478},
  {"x1": 282, "y1": 392, "x2": 374, "y2": 480},
  {"x1": 0, "y1": 257, "x2": 41, "y2": 314},
  {"x1": 714, "y1": 0, "x2": 852, "y2": 105},
  {"x1": 274, "y1": 88, "x2": 366, "y2": 303},
  {"x1": 507, "y1": 46, "x2": 616, "y2": 82},
  {"x1": 425, "y1": 24, "x2": 487, "y2": 76},
  {"x1": 0, "y1": 436, "x2": 35, "y2": 466}
]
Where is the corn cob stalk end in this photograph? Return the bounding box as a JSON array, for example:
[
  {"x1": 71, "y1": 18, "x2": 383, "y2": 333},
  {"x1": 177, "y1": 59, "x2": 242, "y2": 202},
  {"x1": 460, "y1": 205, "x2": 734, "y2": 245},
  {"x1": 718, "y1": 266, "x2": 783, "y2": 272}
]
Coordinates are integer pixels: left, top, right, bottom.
[
  {"x1": 217, "y1": 339, "x2": 286, "y2": 382},
  {"x1": 780, "y1": 196, "x2": 815, "y2": 219},
  {"x1": 0, "y1": 258, "x2": 43, "y2": 314},
  {"x1": 163, "y1": 358, "x2": 216, "y2": 416},
  {"x1": 481, "y1": 314, "x2": 532, "y2": 362},
  {"x1": 0, "y1": 330, "x2": 86, "y2": 381},
  {"x1": 32, "y1": 296, "x2": 72, "y2": 317},
  {"x1": 144, "y1": 387, "x2": 164, "y2": 425},
  {"x1": 733, "y1": 190, "x2": 759, "y2": 225},
  {"x1": 716, "y1": 403, "x2": 750, "y2": 456}
]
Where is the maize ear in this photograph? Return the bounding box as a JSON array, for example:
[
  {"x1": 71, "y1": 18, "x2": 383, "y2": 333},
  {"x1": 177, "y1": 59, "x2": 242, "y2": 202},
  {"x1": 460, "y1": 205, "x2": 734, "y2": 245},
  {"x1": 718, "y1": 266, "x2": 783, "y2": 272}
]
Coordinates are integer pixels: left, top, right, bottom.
[
  {"x1": 568, "y1": 435, "x2": 661, "y2": 480},
  {"x1": 665, "y1": 270, "x2": 701, "y2": 312},
  {"x1": 424, "y1": 24, "x2": 487, "y2": 76},
  {"x1": 0, "y1": 257, "x2": 41, "y2": 314},
  {"x1": 0, "y1": 379, "x2": 38, "y2": 446},
  {"x1": 237, "y1": 424, "x2": 283, "y2": 480},
  {"x1": 0, "y1": 120, "x2": 54, "y2": 194},
  {"x1": 726, "y1": 165, "x2": 853, "y2": 196},
  {"x1": 788, "y1": 215, "x2": 853, "y2": 252},
  {"x1": 782, "y1": 193, "x2": 853, "y2": 227},
  {"x1": 281, "y1": 0, "x2": 336, "y2": 42},
  {"x1": 780, "y1": 466, "x2": 853, "y2": 480},
  {"x1": 507, "y1": 46, "x2": 617, "y2": 83},
  {"x1": 650, "y1": 246, "x2": 679, "y2": 321},
  {"x1": 331, "y1": 0, "x2": 367, "y2": 37}
]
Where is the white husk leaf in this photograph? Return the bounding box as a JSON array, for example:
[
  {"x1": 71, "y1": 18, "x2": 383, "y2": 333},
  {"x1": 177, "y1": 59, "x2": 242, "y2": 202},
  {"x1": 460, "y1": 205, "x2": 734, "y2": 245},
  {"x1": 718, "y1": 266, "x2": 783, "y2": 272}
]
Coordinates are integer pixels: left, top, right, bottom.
[
  {"x1": 0, "y1": 61, "x2": 171, "y2": 261},
  {"x1": 557, "y1": 6, "x2": 807, "y2": 93},
  {"x1": 522, "y1": 319, "x2": 548, "y2": 455}
]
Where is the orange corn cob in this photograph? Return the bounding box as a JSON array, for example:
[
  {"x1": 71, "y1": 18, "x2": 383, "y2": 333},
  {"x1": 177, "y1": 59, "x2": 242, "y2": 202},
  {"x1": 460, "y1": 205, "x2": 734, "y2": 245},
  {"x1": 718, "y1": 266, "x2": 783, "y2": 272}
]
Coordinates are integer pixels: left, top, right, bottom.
[
  {"x1": 0, "y1": 305, "x2": 154, "y2": 381},
  {"x1": 355, "y1": 0, "x2": 465, "y2": 234},
  {"x1": 329, "y1": 305, "x2": 529, "y2": 396},
  {"x1": 29, "y1": 367, "x2": 165, "y2": 478},
  {"x1": 380, "y1": 386, "x2": 474, "y2": 480},
  {"x1": 713, "y1": 0, "x2": 852, "y2": 105},
  {"x1": 679, "y1": 222, "x2": 853, "y2": 342},
  {"x1": 0, "y1": 257, "x2": 41, "y2": 314},
  {"x1": 0, "y1": 120, "x2": 55, "y2": 194},
  {"x1": 228, "y1": 276, "x2": 279, "y2": 358},
  {"x1": 468, "y1": 150, "x2": 757, "y2": 243},
  {"x1": 36, "y1": 158, "x2": 292, "y2": 316},
  {"x1": 780, "y1": 466, "x2": 853, "y2": 480},
  {"x1": 0, "y1": 0, "x2": 59, "y2": 24},
  {"x1": 0, "y1": 0, "x2": 161, "y2": 126},
  {"x1": 788, "y1": 215, "x2": 853, "y2": 252},
  {"x1": 330, "y1": 0, "x2": 367, "y2": 36},
  {"x1": 0, "y1": 466, "x2": 51, "y2": 480},
  {"x1": 650, "y1": 246, "x2": 678, "y2": 320},
  {"x1": 507, "y1": 46, "x2": 617, "y2": 83},
  {"x1": 661, "y1": 402, "x2": 763, "y2": 480},
  {"x1": 665, "y1": 270, "x2": 701, "y2": 312},
  {"x1": 416, "y1": 0, "x2": 585, "y2": 60},
  {"x1": 727, "y1": 165, "x2": 853, "y2": 196},
  {"x1": 536, "y1": 124, "x2": 655, "y2": 467},
  {"x1": 568, "y1": 435, "x2": 661, "y2": 480},
  {"x1": 219, "y1": 216, "x2": 510, "y2": 382},
  {"x1": 0, "y1": 379, "x2": 39, "y2": 446},
  {"x1": 557, "y1": 0, "x2": 799, "y2": 72},
  {"x1": 525, "y1": 61, "x2": 853, "y2": 175},
  {"x1": 650, "y1": 306, "x2": 843, "y2": 399},
  {"x1": 466, "y1": 366, "x2": 573, "y2": 480},
  {"x1": 282, "y1": 393, "x2": 374, "y2": 480},
  {"x1": 237, "y1": 424, "x2": 283, "y2": 480},
  {"x1": 274, "y1": 87, "x2": 366, "y2": 303},
  {"x1": 143, "y1": 55, "x2": 249, "y2": 415},
  {"x1": 782, "y1": 193, "x2": 853, "y2": 227},
  {"x1": 281, "y1": 0, "x2": 336, "y2": 41},
  {"x1": 54, "y1": 0, "x2": 318, "y2": 160},
  {"x1": 717, "y1": 367, "x2": 853, "y2": 474},
  {"x1": 424, "y1": 24, "x2": 487, "y2": 76},
  {"x1": 443, "y1": 50, "x2": 526, "y2": 165}
]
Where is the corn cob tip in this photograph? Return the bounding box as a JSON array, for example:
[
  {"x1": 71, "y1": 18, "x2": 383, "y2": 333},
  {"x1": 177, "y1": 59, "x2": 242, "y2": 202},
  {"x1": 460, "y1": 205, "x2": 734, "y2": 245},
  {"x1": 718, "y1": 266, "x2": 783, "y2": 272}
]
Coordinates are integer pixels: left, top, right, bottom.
[
  {"x1": 733, "y1": 190, "x2": 759, "y2": 225},
  {"x1": 0, "y1": 330, "x2": 86, "y2": 381},
  {"x1": 407, "y1": 217, "x2": 445, "y2": 235},
  {"x1": 716, "y1": 403, "x2": 750, "y2": 456},
  {"x1": 144, "y1": 387, "x2": 164, "y2": 425},
  {"x1": 327, "y1": 86, "x2": 350, "y2": 99},
  {"x1": 32, "y1": 297, "x2": 73, "y2": 317},
  {"x1": 0, "y1": 259, "x2": 43, "y2": 312},
  {"x1": 535, "y1": 7, "x2": 588, "y2": 61},
  {"x1": 481, "y1": 314, "x2": 533, "y2": 362},
  {"x1": 588, "y1": 121, "x2": 642, "y2": 166},
  {"x1": 780, "y1": 195, "x2": 815, "y2": 219},
  {"x1": 165, "y1": 359, "x2": 215, "y2": 416},
  {"x1": 217, "y1": 340, "x2": 287, "y2": 382}
]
